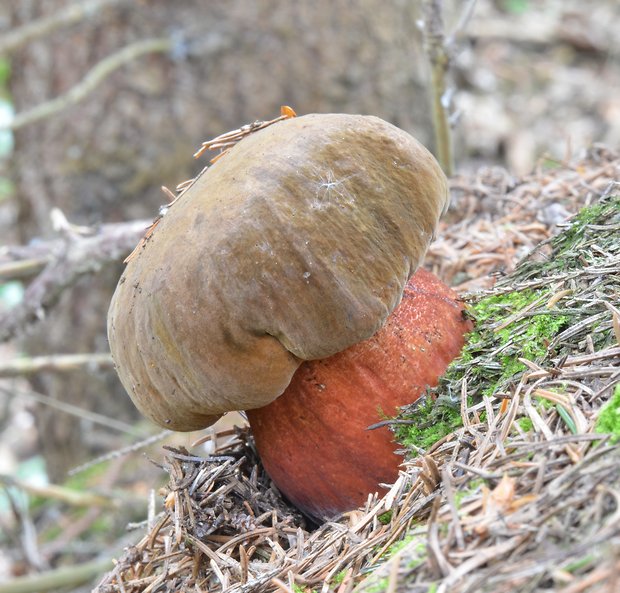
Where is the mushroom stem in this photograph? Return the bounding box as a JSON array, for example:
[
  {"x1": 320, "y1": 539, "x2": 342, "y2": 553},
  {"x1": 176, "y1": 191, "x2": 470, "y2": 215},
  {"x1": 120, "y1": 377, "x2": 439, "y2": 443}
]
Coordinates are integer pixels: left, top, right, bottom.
[{"x1": 246, "y1": 268, "x2": 472, "y2": 520}]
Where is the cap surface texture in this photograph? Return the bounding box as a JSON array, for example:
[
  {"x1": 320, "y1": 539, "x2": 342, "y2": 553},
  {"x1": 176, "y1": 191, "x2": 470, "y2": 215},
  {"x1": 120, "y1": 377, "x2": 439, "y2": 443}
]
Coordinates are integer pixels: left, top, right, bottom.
[{"x1": 107, "y1": 114, "x2": 448, "y2": 430}]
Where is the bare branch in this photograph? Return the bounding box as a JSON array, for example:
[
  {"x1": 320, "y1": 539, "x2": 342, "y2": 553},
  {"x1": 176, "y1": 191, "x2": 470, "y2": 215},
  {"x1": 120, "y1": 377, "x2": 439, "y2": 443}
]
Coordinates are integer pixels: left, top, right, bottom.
[
  {"x1": 0, "y1": 384, "x2": 145, "y2": 435},
  {"x1": 447, "y1": 0, "x2": 477, "y2": 47},
  {"x1": 0, "y1": 352, "x2": 113, "y2": 378},
  {"x1": 0, "y1": 475, "x2": 117, "y2": 508},
  {"x1": 0, "y1": 258, "x2": 50, "y2": 281},
  {"x1": 0, "y1": 218, "x2": 150, "y2": 343},
  {"x1": 0, "y1": 557, "x2": 114, "y2": 593},
  {"x1": 4, "y1": 38, "x2": 173, "y2": 131},
  {"x1": 68, "y1": 429, "x2": 171, "y2": 476},
  {"x1": 421, "y1": 0, "x2": 454, "y2": 176},
  {"x1": 0, "y1": 0, "x2": 131, "y2": 55}
]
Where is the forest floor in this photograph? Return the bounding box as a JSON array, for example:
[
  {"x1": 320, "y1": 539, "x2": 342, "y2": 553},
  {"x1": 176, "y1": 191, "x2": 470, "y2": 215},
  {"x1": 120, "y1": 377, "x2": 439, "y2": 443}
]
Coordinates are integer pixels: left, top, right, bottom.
[
  {"x1": 94, "y1": 150, "x2": 620, "y2": 593},
  {"x1": 1, "y1": 0, "x2": 620, "y2": 591}
]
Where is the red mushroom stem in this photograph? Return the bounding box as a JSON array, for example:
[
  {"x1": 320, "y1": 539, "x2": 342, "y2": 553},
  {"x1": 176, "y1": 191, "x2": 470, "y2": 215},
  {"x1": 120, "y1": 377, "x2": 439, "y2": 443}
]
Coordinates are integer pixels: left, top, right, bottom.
[{"x1": 246, "y1": 268, "x2": 473, "y2": 520}]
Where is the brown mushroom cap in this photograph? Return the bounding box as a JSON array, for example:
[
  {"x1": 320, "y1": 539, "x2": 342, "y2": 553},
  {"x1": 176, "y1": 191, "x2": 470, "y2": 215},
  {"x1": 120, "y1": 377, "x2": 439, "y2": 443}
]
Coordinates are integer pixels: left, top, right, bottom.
[{"x1": 107, "y1": 113, "x2": 448, "y2": 431}]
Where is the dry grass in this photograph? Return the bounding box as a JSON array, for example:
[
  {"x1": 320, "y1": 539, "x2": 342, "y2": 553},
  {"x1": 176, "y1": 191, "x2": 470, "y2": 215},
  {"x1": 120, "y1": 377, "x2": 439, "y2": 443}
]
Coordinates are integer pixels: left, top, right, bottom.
[{"x1": 95, "y1": 146, "x2": 619, "y2": 593}]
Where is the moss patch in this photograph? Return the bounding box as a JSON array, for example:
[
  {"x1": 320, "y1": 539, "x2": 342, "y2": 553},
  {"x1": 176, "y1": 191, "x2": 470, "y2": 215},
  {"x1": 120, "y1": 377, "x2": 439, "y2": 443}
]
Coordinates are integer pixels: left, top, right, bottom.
[
  {"x1": 362, "y1": 534, "x2": 428, "y2": 592},
  {"x1": 397, "y1": 286, "x2": 571, "y2": 449},
  {"x1": 453, "y1": 479, "x2": 484, "y2": 507},
  {"x1": 398, "y1": 391, "x2": 463, "y2": 451},
  {"x1": 377, "y1": 510, "x2": 393, "y2": 525},
  {"x1": 465, "y1": 289, "x2": 570, "y2": 398},
  {"x1": 517, "y1": 417, "x2": 534, "y2": 432},
  {"x1": 595, "y1": 385, "x2": 620, "y2": 443},
  {"x1": 398, "y1": 195, "x2": 620, "y2": 452}
]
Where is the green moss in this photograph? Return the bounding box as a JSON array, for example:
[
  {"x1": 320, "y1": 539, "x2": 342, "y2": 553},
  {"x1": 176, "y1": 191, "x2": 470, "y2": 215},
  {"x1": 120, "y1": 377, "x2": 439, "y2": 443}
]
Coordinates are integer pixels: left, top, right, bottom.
[
  {"x1": 398, "y1": 288, "x2": 569, "y2": 449},
  {"x1": 397, "y1": 392, "x2": 463, "y2": 451},
  {"x1": 517, "y1": 417, "x2": 534, "y2": 432},
  {"x1": 396, "y1": 197, "x2": 619, "y2": 452},
  {"x1": 536, "y1": 395, "x2": 555, "y2": 410},
  {"x1": 453, "y1": 479, "x2": 484, "y2": 507},
  {"x1": 515, "y1": 198, "x2": 616, "y2": 280},
  {"x1": 467, "y1": 289, "x2": 570, "y2": 398},
  {"x1": 366, "y1": 577, "x2": 389, "y2": 593},
  {"x1": 332, "y1": 570, "x2": 348, "y2": 585},
  {"x1": 378, "y1": 510, "x2": 393, "y2": 525},
  {"x1": 595, "y1": 385, "x2": 620, "y2": 443},
  {"x1": 364, "y1": 535, "x2": 427, "y2": 592},
  {"x1": 558, "y1": 202, "x2": 607, "y2": 243},
  {"x1": 399, "y1": 538, "x2": 427, "y2": 570},
  {"x1": 470, "y1": 289, "x2": 538, "y2": 324},
  {"x1": 385, "y1": 534, "x2": 422, "y2": 558},
  {"x1": 293, "y1": 585, "x2": 317, "y2": 593},
  {"x1": 451, "y1": 289, "x2": 567, "y2": 396}
]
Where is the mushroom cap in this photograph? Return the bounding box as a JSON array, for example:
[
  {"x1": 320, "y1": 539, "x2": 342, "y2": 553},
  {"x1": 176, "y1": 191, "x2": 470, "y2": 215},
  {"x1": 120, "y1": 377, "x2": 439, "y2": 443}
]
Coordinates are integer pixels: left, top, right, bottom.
[{"x1": 107, "y1": 113, "x2": 448, "y2": 431}]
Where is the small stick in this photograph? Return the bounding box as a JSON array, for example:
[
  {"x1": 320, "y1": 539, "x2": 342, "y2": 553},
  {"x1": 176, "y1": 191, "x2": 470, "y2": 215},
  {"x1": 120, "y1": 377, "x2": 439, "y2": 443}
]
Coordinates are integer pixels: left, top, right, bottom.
[{"x1": 421, "y1": 0, "x2": 454, "y2": 175}]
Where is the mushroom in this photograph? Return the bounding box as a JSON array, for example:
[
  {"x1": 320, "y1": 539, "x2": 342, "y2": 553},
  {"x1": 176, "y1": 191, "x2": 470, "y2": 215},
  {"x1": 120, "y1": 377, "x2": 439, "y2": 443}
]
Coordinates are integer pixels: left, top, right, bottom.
[
  {"x1": 246, "y1": 267, "x2": 472, "y2": 520},
  {"x1": 107, "y1": 113, "x2": 468, "y2": 517}
]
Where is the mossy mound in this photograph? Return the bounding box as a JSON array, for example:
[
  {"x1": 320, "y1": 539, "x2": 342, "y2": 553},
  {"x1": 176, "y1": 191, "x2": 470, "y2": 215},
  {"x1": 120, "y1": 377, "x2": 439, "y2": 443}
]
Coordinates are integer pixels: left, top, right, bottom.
[{"x1": 398, "y1": 195, "x2": 620, "y2": 452}]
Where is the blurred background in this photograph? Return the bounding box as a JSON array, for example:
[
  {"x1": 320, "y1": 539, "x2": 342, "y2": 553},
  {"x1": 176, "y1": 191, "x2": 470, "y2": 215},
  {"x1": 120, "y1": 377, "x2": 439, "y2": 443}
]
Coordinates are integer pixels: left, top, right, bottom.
[{"x1": 0, "y1": 0, "x2": 618, "y2": 587}]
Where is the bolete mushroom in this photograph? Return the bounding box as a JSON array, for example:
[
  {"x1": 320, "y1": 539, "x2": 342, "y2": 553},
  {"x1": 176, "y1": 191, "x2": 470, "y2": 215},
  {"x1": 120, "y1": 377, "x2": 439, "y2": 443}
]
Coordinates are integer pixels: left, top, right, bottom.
[
  {"x1": 246, "y1": 267, "x2": 472, "y2": 520},
  {"x1": 108, "y1": 112, "x2": 469, "y2": 518}
]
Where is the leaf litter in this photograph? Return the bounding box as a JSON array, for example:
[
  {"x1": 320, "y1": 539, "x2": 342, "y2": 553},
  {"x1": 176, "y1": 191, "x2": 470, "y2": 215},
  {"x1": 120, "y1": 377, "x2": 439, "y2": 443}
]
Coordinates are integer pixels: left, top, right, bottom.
[{"x1": 96, "y1": 141, "x2": 619, "y2": 593}]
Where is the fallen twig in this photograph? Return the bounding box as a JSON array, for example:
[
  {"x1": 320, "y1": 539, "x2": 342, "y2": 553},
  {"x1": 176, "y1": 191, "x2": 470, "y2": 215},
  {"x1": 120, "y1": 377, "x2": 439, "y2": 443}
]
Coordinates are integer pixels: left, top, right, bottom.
[
  {"x1": 0, "y1": 557, "x2": 114, "y2": 593},
  {"x1": 0, "y1": 352, "x2": 113, "y2": 378},
  {"x1": 0, "y1": 218, "x2": 149, "y2": 343},
  {"x1": 3, "y1": 38, "x2": 173, "y2": 131}
]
